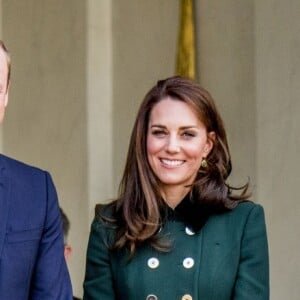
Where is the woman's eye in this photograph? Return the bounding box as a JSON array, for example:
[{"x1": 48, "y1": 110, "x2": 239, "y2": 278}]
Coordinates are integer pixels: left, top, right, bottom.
[
  {"x1": 152, "y1": 130, "x2": 167, "y2": 137},
  {"x1": 182, "y1": 132, "x2": 196, "y2": 138}
]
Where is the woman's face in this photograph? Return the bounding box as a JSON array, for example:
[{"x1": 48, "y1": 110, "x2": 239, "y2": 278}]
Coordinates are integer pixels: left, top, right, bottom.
[{"x1": 147, "y1": 97, "x2": 214, "y2": 195}]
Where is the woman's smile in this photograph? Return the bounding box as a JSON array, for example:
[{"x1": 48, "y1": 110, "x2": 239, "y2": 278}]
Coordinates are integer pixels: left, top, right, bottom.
[{"x1": 160, "y1": 158, "x2": 185, "y2": 167}]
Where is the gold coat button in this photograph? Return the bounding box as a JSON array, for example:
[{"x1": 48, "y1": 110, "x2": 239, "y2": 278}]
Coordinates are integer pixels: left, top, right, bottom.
[
  {"x1": 147, "y1": 257, "x2": 159, "y2": 269},
  {"x1": 146, "y1": 294, "x2": 158, "y2": 300},
  {"x1": 183, "y1": 257, "x2": 194, "y2": 269},
  {"x1": 185, "y1": 226, "x2": 195, "y2": 235},
  {"x1": 182, "y1": 294, "x2": 192, "y2": 300}
]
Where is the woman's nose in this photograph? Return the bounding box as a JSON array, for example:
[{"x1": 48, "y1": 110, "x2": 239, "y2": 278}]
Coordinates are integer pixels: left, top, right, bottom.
[{"x1": 166, "y1": 136, "x2": 180, "y2": 153}]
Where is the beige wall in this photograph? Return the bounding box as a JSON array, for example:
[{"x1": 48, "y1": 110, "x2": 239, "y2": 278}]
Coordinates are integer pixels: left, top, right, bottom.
[
  {"x1": 87, "y1": 0, "x2": 114, "y2": 217},
  {"x1": 255, "y1": 0, "x2": 300, "y2": 298},
  {"x1": 1, "y1": 0, "x2": 299, "y2": 298}
]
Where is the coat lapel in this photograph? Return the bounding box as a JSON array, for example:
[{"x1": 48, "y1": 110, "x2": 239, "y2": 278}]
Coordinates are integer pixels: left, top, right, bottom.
[
  {"x1": 198, "y1": 212, "x2": 240, "y2": 300},
  {"x1": 0, "y1": 155, "x2": 11, "y2": 259}
]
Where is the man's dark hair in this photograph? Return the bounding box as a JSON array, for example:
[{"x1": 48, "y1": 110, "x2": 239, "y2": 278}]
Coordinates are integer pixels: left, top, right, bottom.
[{"x1": 60, "y1": 208, "x2": 70, "y2": 243}]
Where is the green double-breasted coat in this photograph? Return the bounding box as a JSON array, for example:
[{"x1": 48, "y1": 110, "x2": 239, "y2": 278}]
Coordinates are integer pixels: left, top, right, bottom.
[{"x1": 83, "y1": 202, "x2": 269, "y2": 300}]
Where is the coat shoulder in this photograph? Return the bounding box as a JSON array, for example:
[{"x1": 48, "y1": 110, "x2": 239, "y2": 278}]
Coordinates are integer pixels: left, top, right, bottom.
[
  {"x1": 92, "y1": 201, "x2": 118, "y2": 232},
  {"x1": 230, "y1": 201, "x2": 265, "y2": 219},
  {"x1": 0, "y1": 154, "x2": 47, "y2": 178},
  {"x1": 95, "y1": 201, "x2": 117, "y2": 220},
  {"x1": 205, "y1": 201, "x2": 266, "y2": 237}
]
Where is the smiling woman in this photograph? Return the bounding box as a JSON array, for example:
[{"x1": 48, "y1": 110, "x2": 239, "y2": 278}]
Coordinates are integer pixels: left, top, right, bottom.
[{"x1": 83, "y1": 76, "x2": 269, "y2": 300}]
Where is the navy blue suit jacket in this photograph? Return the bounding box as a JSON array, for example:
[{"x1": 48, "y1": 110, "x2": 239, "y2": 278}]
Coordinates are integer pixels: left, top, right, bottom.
[{"x1": 0, "y1": 154, "x2": 72, "y2": 299}]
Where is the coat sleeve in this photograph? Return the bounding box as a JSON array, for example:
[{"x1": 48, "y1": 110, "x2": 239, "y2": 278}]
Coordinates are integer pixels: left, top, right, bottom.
[
  {"x1": 30, "y1": 172, "x2": 73, "y2": 300},
  {"x1": 233, "y1": 204, "x2": 269, "y2": 299},
  {"x1": 83, "y1": 217, "x2": 116, "y2": 300}
]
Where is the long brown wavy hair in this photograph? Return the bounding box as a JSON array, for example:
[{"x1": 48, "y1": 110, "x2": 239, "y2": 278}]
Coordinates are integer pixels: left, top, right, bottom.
[{"x1": 99, "y1": 76, "x2": 249, "y2": 255}]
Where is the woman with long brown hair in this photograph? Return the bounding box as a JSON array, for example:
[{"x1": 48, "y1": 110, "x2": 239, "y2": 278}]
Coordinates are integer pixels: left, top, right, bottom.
[{"x1": 84, "y1": 76, "x2": 269, "y2": 300}]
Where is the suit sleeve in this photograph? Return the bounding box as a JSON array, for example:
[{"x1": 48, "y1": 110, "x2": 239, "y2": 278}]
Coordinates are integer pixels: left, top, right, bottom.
[
  {"x1": 83, "y1": 218, "x2": 116, "y2": 300},
  {"x1": 30, "y1": 172, "x2": 73, "y2": 300},
  {"x1": 233, "y1": 204, "x2": 269, "y2": 300}
]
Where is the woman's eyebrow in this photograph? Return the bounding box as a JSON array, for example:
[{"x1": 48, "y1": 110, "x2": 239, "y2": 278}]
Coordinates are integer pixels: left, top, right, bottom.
[
  {"x1": 150, "y1": 124, "x2": 199, "y2": 130},
  {"x1": 150, "y1": 124, "x2": 166, "y2": 128}
]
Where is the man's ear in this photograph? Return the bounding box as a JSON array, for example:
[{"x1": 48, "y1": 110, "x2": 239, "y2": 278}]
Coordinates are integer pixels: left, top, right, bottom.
[
  {"x1": 4, "y1": 84, "x2": 9, "y2": 107},
  {"x1": 64, "y1": 244, "x2": 72, "y2": 261}
]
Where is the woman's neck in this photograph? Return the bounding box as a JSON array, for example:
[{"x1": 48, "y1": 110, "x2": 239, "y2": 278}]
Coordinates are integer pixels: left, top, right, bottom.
[{"x1": 160, "y1": 185, "x2": 191, "y2": 209}]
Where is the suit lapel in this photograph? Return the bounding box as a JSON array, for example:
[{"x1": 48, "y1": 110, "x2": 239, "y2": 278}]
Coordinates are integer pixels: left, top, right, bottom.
[{"x1": 0, "y1": 155, "x2": 11, "y2": 259}]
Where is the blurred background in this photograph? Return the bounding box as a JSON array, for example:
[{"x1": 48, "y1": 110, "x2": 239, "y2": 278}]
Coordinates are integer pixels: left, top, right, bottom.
[{"x1": 0, "y1": 0, "x2": 299, "y2": 298}]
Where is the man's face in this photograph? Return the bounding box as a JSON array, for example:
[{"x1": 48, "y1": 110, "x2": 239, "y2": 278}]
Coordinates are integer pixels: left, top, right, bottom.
[{"x1": 0, "y1": 49, "x2": 9, "y2": 124}]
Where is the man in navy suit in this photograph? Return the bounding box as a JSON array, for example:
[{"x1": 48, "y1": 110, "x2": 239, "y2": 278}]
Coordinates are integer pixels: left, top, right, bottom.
[{"x1": 0, "y1": 40, "x2": 73, "y2": 299}]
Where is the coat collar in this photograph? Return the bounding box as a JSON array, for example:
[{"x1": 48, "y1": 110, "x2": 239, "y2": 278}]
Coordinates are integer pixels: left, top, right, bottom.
[
  {"x1": 0, "y1": 154, "x2": 10, "y2": 259},
  {"x1": 0, "y1": 153, "x2": 8, "y2": 191},
  {"x1": 162, "y1": 192, "x2": 227, "y2": 232},
  {"x1": 0, "y1": 153, "x2": 9, "y2": 174}
]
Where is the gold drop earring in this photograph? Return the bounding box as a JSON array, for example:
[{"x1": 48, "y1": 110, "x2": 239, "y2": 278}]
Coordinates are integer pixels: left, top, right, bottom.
[{"x1": 201, "y1": 158, "x2": 208, "y2": 169}]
